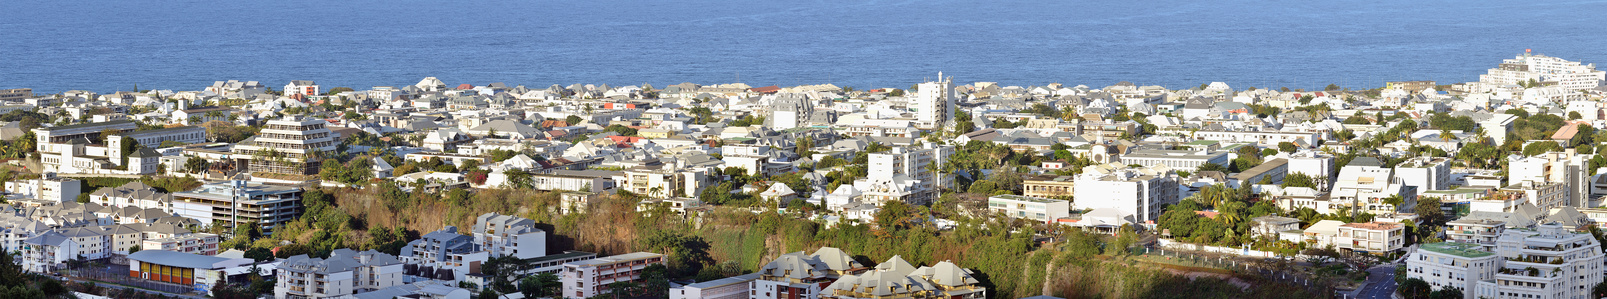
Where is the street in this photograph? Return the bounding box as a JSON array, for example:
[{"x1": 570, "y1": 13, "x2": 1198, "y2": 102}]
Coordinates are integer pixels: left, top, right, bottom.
[{"x1": 1356, "y1": 264, "x2": 1397, "y2": 299}]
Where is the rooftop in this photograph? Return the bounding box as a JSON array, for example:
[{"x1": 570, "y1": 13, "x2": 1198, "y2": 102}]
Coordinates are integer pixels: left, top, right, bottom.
[
  {"x1": 988, "y1": 194, "x2": 1066, "y2": 204},
  {"x1": 1419, "y1": 242, "x2": 1494, "y2": 258}
]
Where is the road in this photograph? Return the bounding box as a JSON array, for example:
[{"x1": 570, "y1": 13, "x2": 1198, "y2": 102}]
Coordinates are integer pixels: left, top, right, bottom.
[{"x1": 1355, "y1": 264, "x2": 1397, "y2": 299}]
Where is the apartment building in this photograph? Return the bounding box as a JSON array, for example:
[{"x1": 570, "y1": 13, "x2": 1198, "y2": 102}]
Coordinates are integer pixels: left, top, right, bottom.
[
  {"x1": 1395, "y1": 157, "x2": 1452, "y2": 195},
  {"x1": 19, "y1": 231, "x2": 77, "y2": 273},
  {"x1": 913, "y1": 73, "x2": 954, "y2": 130},
  {"x1": 1074, "y1": 163, "x2": 1180, "y2": 222},
  {"x1": 561, "y1": 252, "x2": 665, "y2": 299},
  {"x1": 1445, "y1": 218, "x2": 1505, "y2": 251},
  {"x1": 622, "y1": 164, "x2": 708, "y2": 198},
  {"x1": 987, "y1": 195, "x2": 1071, "y2": 223},
  {"x1": 751, "y1": 247, "x2": 866, "y2": 299},
  {"x1": 4, "y1": 175, "x2": 82, "y2": 206},
  {"x1": 1022, "y1": 175, "x2": 1075, "y2": 198},
  {"x1": 1284, "y1": 151, "x2": 1335, "y2": 180},
  {"x1": 530, "y1": 170, "x2": 617, "y2": 193},
  {"x1": 1494, "y1": 181, "x2": 1567, "y2": 212},
  {"x1": 400, "y1": 226, "x2": 482, "y2": 282},
  {"x1": 1472, "y1": 223, "x2": 1604, "y2": 299},
  {"x1": 1331, "y1": 157, "x2": 1415, "y2": 214},
  {"x1": 276, "y1": 249, "x2": 405, "y2": 298},
  {"x1": 0, "y1": 88, "x2": 32, "y2": 102},
  {"x1": 172, "y1": 180, "x2": 304, "y2": 233},
  {"x1": 1334, "y1": 222, "x2": 1405, "y2": 254},
  {"x1": 1478, "y1": 52, "x2": 1605, "y2": 91},
  {"x1": 1507, "y1": 151, "x2": 1589, "y2": 208},
  {"x1": 232, "y1": 117, "x2": 338, "y2": 176},
  {"x1": 1406, "y1": 242, "x2": 1500, "y2": 299},
  {"x1": 472, "y1": 212, "x2": 546, "y2": 259},
  {"x1": 88, "y1": 180, "x2": 174, "y2": 211}
]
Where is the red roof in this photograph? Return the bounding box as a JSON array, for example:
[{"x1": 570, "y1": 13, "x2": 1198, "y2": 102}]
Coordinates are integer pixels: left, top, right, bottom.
[
  {"x1": 749, "y1": 85, "x2": 780, "y2": 93},
  {"x1": 456, "y1": 84, "x2": 473, "y2": 90},
  {"x1": 1194, "y1": 211, "x2": 1220, "y2": 219},
  {"x1": 539, "y1": 120, "x2": 570, "y2": 129},
  {"x1": 608, "y1": 136, "x2": 646, "y2": 145}
]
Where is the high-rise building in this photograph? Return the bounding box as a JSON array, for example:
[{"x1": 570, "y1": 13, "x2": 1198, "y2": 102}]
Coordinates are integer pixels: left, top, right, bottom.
[
  {"x1": 233, "y1": 117, "x2": 338, "y2": 176},
  {"x1": 1507, "y1": 151, "x2": 1590, "y2": 208},
  {"x1": 1479, "y1": 52, "x2": 1605, "y2": 91},
  {"x1": 913, "y1": 73, "x2": 954, "y2": 130}
]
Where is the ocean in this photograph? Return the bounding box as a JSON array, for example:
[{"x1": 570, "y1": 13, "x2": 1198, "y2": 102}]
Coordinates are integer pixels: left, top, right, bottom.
[{"x1": 2, "y1": 0, "x2": 1605, "y2": 93}]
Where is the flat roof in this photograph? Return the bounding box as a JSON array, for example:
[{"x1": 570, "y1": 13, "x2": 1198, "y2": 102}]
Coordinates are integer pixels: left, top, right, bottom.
[
  {"x1": 683, "y1": 273, "x2": 760, "y2": 289},
  {"x1": 1418, "y1": 242, "x2": 1493, "y2": 258},
  {"x1": 39, "y1": 120, "x2": 134, "y2": 131},
  {"x1": 119, "y1": 126, "x2": 204, "y2": 137},
  {"x1": 566, "y1": 252, "x2": 662, "y2": 267},
  {"x1": 989, "y1": 194, "x2": 1066, "y2": 204},
  {"x1": 128, "y1": 250, "x2": 238, "y2": 269}
]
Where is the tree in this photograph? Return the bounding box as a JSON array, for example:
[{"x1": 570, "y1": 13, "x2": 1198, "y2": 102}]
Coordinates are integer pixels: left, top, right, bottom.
[
  {"x1": 565, "y1": 115, "x2": 583, "y2": 125},
  {"x1": 1594, "y1": 280, "x2": 1607, "y2": 299},
  {"x1": 1399, "y1": 277, "x2": 1432, "y2": 299},
  {"x1": 1278, "y1": 141, "x2": 1298, "y2": 153},
  {"x1": 1196, "y1": 163, "x2": 1227, "y2": 173},
  {"x1": 520, "y1": 272, "x2": 561, "y2": 299},
  {"x1": 1428, "y1": 286, "x2": 1463, "y2": 299},
  {"x1": 1281, "y1": 172, "x2": 1317, "y2": 188},
  {"x1": 1522, "y1": 141, "x2": 1563, "y2": 156},
  {"x1": 1414, "y1": 196, "x2": 1445, "y2": 226},
  {"x1": 1382, "y1": 194, "x2": 1405, "y2": 212}
]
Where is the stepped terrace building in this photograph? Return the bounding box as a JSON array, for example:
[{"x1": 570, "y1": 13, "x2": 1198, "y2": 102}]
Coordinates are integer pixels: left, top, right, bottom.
[{"x1": 232, "y1": 117, "x2": 338, "y2": 176}]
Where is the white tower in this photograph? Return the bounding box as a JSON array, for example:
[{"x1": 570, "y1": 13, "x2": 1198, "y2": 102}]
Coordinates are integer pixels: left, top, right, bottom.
[{"x1": 914, "y1": 72, "x2": 954, "y2": 130}]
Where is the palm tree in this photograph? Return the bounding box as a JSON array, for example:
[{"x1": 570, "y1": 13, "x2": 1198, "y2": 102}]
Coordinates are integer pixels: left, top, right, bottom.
[{"x1": 1438, "y1": 130, "x2": 1455, "y2": 143}]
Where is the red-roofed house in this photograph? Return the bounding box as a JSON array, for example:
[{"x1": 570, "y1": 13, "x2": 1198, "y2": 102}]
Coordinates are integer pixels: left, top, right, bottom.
[
  {"x1": 456, "y1": 84, "x2": 473, "y2": 90},
  {"x1": 749, "y1": 85, "x2": 780, "y2": 94}
]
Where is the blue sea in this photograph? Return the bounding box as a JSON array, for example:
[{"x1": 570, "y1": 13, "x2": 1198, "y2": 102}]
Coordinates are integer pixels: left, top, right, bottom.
[{"x1": 3, "y1": 0, "x2": 1605, "y2": 94}]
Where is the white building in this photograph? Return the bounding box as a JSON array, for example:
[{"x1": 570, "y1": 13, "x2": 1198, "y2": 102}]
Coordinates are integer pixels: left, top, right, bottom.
[
  {"x1": 1331, "y1": 157, "x2": 1415, "y2": 214},
  {"x1": 1073, "y1": 163, "x2": 1180, "y2": 222},
  {"x1": 1507, "y1": 151, "x2": 1590, "y2": 208},
  {"x1": 4, "y1": 175, "x2": 81, "y2": 206},
  {"x1": 986, "y1": 195, "x2": 1071, "y2": 223},
  {"x1": 560, "y1": 252, "x2": 665, "y2": 299},
  {"x1": 472, "y1": 212, "x2": 546, "y2": 260},
  {"x1": 913, "y1": 73, "x2": 954, "y2": 130},
  {"x1": 276, "y1": 249, "x2": 405, "y2": 298},
  {"x1": 172, "y1": 180, "x2": 303, "y2": 234},
  {"x1": 1472, "y1": 223, "x2": 1605, "y2": 299},
  {"x1": 1335, "y1": 222, "x2": 1405, "y2": 254},
  {"x1": 1478, "y1": 52, "x2": 1605, "y2": 91},
  {"x1": 1405, "y1": 242, "x2": 1500, "y2": 299},
  {"x1": 232, "y1": 117, "x2": 338, "y2": 176},
  {"x1": 1394, "y1": 157, "x2": 1452, "y2": 196}
]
